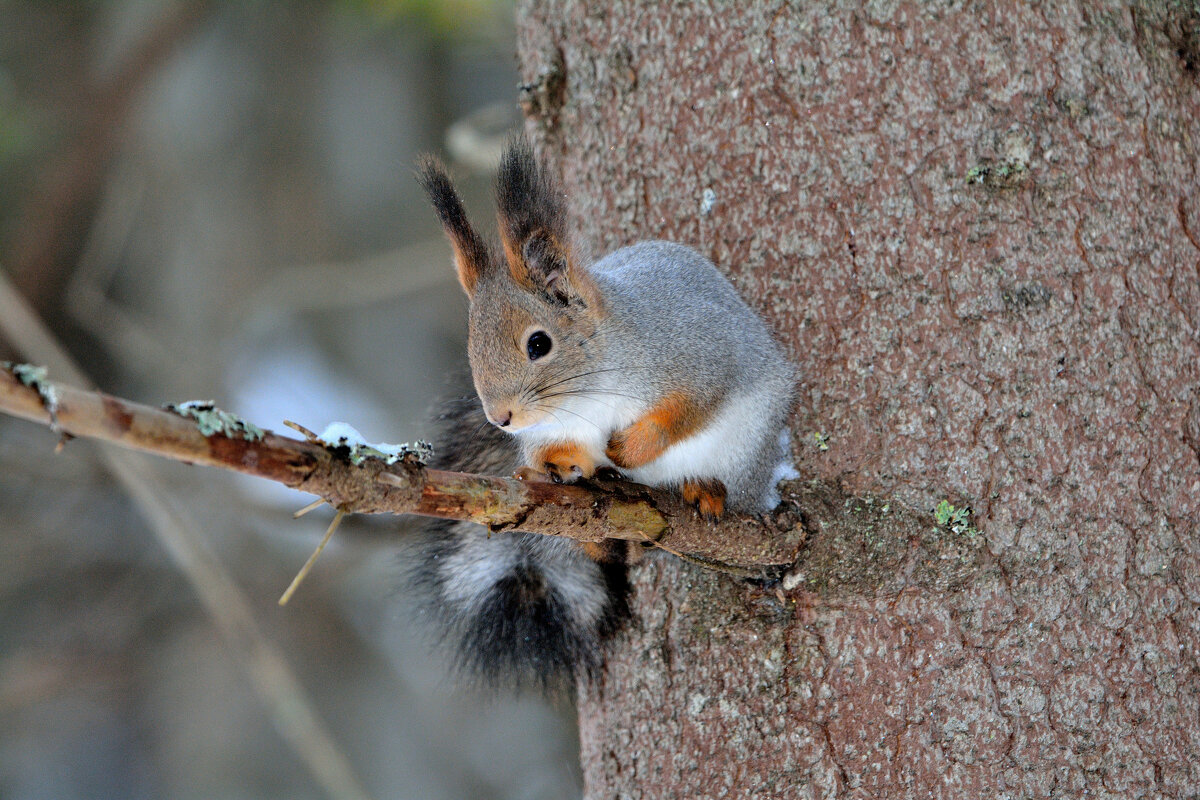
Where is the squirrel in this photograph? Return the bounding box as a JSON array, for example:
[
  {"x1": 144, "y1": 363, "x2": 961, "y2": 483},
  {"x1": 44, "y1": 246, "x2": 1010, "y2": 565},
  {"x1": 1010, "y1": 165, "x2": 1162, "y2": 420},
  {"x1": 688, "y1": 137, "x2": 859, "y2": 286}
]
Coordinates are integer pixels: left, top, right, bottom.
[{"x1": 409, "y1": 138, "x2": 796, "y2": 688}]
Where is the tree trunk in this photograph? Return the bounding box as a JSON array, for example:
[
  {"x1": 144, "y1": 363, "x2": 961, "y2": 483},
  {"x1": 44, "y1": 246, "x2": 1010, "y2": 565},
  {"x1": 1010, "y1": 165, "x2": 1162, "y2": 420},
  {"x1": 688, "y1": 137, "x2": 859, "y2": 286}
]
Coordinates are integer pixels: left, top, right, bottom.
[{"x1": 515, "y1": 1, "x2": 1200, "y2": 796}]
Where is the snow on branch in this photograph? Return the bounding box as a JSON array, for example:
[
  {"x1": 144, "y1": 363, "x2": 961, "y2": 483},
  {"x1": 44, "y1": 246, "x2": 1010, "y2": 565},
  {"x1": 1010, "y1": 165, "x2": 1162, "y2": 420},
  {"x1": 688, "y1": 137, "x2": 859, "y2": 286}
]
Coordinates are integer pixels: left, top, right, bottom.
[{"x1": 0, "y1": 363, "x2": 806, "y2": 573}]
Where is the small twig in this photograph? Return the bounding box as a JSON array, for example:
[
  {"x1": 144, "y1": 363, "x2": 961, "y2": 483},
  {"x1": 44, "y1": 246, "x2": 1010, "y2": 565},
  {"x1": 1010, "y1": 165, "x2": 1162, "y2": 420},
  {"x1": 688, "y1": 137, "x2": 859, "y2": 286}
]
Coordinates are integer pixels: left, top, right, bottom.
[
  {"x1": 285, "y1": 419, "x2": 319, "y2": 440},
  {"x1": 293, "y1": 498, "x2": 327, "y2": 519},
  {"x1": 280, "y1": 510, "x2": 347, "y2": 606}
]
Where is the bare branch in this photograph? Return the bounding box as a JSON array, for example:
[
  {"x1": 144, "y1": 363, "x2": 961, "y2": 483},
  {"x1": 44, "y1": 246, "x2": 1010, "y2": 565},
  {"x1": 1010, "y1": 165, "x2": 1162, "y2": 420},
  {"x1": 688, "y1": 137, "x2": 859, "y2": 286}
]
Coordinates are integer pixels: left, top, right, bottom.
[{"x1": 0, "y1": 365, "x2": 806, "y2": 571}]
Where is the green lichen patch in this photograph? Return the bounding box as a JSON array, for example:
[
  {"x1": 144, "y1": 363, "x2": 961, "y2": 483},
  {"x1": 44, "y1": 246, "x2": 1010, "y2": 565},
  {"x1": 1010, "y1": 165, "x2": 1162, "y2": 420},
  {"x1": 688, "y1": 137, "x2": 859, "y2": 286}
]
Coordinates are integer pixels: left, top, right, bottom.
[
  {"x1": 780, "y1": 481, "x2": 988, "y2": 598},
  {"x1": 966, "y1": 159, "x2": 1028, "y2": 190},
  {"x1": 4, "y1": 361, "x2": 60, "y2": 423},
  {"x1": 935, "y1": 499, "x2": 977, "y2": 537},
  {"x1": 167, "y1": 400, "x2": 265, "y2": 442},
  {"x1": 1001, "y1": 283, "x2": 1054, "y2": 312},
  {"x1": 343, "y1": 440, "x2": 433, "y2": 467},
  {"x1": 5, "y1": 361, "x2": 47, "y2": 388},
  {"x1": 316, "y1": 423, "x2": 433, "y2": 466},
  {"x1": 1056, "y1": 94, "x2": 1090, "y2": 119},
  {"x1": 607, "y1": 500, "x2": 668, "y2": 540}
]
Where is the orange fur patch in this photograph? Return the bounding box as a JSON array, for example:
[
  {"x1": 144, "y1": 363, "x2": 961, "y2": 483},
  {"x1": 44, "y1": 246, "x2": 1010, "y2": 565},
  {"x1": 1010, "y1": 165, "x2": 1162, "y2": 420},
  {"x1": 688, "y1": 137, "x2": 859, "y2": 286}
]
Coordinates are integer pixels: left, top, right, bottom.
[
  {"x1": 566, "y1": 253, "x2": 605, "y2": 316},
  {"x1": 453, "y1": 251, "x2": 481, "y2": 295},
  {"x1": 499, "y1": 226, "x2": 533, "y2": 290},
  {"x1": 578, "y1": 540, "x2": 627, "y2": 564},
  {"x1": 497, "y1": 228, "x2": 604, "y2": 315},
  {"x1": 529, "y1": 440, "x2": 596, "y2": 482},
  {"x1": 605, "y1": 391, "x2": 710, "y2": 469},
  {"x1": 578, "y1": 541, "x2": 609, "y2": 562}
]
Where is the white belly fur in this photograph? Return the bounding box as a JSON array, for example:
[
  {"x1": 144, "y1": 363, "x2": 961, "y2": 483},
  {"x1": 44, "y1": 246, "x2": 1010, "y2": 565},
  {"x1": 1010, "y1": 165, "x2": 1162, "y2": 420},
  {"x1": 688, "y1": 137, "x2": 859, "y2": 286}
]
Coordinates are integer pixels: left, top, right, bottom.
[
  {"x1": 514, "y1": 387, "x2": 791, "y2": 510},
  {"x1": 621, "y1": 391, "x2": 760, "y2": 490},
  {"x1": 514, "y1": 391, "x2": 640, "y2": 467},
  {"x1": 517, "y1": 389, "x2": 755, "y2": 481}
]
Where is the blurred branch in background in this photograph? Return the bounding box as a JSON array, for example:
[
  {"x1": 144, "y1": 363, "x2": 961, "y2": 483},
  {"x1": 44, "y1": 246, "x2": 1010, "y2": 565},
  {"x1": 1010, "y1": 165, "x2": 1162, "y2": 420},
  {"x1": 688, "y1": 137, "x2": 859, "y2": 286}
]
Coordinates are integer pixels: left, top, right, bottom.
[
  {"x1": 0, "y1": 266, "x2": 373, "y2": 800},
  {"x1": 7, "y1": 2, "x2": 214, "y2": 312}
]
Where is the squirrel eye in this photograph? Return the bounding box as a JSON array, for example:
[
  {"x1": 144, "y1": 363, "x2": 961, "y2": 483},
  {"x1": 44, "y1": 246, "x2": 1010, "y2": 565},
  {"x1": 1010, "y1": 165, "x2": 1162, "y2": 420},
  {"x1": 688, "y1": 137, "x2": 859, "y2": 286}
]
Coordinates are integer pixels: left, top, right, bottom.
[{"x1": 526, "y1": 330, "x2": 553, "y2": 361}]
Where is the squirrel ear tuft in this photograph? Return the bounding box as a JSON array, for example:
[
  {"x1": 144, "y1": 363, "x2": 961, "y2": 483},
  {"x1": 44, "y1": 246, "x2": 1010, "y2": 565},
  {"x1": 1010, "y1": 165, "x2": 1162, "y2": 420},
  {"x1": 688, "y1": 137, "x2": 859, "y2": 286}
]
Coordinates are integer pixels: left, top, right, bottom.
[
  {"x1": 416, "y1": 156, "x2": 490, "y2": 296},
  {"x1": 495, "y1": 138, "x2": 603, "y2": 312}
]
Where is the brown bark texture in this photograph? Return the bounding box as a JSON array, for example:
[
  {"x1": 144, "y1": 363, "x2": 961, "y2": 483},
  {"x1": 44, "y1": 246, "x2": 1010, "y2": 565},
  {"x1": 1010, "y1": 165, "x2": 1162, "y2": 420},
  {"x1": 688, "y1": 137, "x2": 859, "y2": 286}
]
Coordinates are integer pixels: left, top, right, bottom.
[{"x1": 515, "y1": 1, "x2": 1200, "y2": 797}]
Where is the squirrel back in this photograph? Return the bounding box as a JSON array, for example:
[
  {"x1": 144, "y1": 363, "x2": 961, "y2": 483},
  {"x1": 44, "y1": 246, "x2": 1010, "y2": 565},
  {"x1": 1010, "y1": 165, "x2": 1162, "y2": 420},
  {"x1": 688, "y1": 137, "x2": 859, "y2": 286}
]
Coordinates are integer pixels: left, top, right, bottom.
[{"x1": 583, "y1": 240, "x2": 797, "y2": 511}]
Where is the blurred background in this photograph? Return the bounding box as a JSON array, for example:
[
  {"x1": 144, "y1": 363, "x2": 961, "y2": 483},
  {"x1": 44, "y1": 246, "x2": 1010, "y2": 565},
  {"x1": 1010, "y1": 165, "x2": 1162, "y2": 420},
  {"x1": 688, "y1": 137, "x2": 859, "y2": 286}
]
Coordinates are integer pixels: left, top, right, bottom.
[{"x1": 0, "y1": 2, "x2": 586, "y2": 798}]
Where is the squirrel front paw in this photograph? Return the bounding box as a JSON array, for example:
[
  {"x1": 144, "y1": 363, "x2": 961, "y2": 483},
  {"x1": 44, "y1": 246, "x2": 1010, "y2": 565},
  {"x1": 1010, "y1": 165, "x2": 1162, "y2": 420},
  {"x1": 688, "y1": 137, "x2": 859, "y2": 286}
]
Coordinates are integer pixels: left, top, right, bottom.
[
  {"x1": 681, "y1": 478, "x2": 727, "y2": 522},
  {"x1": 525, "y1": 441, "x2": 596, "y2": 484}
]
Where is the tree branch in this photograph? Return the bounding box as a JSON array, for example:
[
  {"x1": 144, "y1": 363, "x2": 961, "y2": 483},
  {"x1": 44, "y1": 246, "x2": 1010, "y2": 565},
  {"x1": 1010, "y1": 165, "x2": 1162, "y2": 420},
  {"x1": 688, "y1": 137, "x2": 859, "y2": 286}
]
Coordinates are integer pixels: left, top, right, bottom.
[{"x1": 0, "y1": 364, "x2": 806, "y2": 572}]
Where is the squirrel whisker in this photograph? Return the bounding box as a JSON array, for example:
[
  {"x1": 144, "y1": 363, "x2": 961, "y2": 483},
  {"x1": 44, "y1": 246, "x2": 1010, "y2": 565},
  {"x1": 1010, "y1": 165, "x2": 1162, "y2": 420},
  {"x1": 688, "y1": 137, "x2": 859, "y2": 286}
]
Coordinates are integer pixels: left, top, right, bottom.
[
  {"x1": 534, "y1": 366, "x2": 622, "y2": 395},
  {"x1": 537, "y1": 402, "x2": 603, "y2": 433}
]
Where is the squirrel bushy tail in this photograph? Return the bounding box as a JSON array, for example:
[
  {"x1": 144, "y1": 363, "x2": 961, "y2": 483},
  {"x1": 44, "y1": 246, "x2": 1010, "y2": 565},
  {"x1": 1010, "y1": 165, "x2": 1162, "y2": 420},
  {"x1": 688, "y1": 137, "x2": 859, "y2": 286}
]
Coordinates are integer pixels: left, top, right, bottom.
[{"x1": 407, "y1": 393, "x2": 629, "y2": 688}]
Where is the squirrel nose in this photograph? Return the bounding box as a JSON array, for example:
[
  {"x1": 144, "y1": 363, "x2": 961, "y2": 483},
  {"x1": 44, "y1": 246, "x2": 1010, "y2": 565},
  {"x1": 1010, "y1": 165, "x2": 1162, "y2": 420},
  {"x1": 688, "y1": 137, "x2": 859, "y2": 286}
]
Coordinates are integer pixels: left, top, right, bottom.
[{"x1": 494, "y1": 410, "x2": 512, "y2": 428}]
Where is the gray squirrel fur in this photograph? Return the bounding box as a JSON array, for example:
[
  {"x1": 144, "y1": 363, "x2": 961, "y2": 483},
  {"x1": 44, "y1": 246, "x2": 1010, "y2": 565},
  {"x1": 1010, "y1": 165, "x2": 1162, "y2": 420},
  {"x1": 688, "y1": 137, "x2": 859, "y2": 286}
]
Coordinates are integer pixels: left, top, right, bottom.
[
  {"x1": 412, "y1": 139, "x2": 795, "y2": 686},
  {"x1": 539, "y1": 239, "x2": 797, "y2": 511}
]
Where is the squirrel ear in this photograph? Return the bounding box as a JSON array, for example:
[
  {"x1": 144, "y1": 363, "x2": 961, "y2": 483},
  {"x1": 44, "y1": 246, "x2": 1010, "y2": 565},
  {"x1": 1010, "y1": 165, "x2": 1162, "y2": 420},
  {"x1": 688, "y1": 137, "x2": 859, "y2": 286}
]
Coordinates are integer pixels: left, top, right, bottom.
[
  {"x1": 416, "y1": 156, "x2": 490, "y2": 297},
  {"x1": 495, "y1": 138, "x2": 603, "y2": 312}
]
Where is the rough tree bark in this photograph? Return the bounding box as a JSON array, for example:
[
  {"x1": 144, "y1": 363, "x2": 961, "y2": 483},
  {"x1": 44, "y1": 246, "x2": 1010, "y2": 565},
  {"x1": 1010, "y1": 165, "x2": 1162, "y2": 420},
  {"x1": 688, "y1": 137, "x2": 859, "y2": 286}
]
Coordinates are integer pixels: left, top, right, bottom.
[{"x1": 515, "y1": 1, "x2": 1200, "y2": 797}]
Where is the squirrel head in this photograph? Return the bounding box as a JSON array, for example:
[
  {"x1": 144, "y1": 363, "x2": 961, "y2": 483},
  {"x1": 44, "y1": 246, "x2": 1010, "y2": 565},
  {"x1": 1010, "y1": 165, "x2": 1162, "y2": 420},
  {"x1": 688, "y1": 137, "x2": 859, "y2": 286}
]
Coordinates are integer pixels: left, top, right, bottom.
[{"x1": 418, "y1": 139, "x2": 606, "y2": 432}]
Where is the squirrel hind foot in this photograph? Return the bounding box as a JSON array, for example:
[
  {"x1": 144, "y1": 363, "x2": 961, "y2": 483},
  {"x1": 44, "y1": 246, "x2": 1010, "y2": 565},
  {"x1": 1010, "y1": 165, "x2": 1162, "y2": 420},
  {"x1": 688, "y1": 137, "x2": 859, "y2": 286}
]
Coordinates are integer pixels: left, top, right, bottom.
[{"x1": 681, "y1": 478, "x2": 727, "y2": 522}]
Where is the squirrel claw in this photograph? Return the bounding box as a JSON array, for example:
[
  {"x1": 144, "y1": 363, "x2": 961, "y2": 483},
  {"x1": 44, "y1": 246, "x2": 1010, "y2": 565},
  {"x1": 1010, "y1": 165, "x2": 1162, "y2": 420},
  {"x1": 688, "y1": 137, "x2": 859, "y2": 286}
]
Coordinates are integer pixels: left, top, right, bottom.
[
  {"x1": 516, "y1": 462, "x2": 586, "y2": 484},
  {"x1": 513, "y1": 466, "x2": 552, "y2": 483},
  {"x1": 681, "y1": 478, "x2": 727, "y2": 521},
  {"x1": 545, "y1": 462, "x2": 587, "y2": 484},
  {"x1": 527, "y1": 442, "x2": 596, "y2": 484}
]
